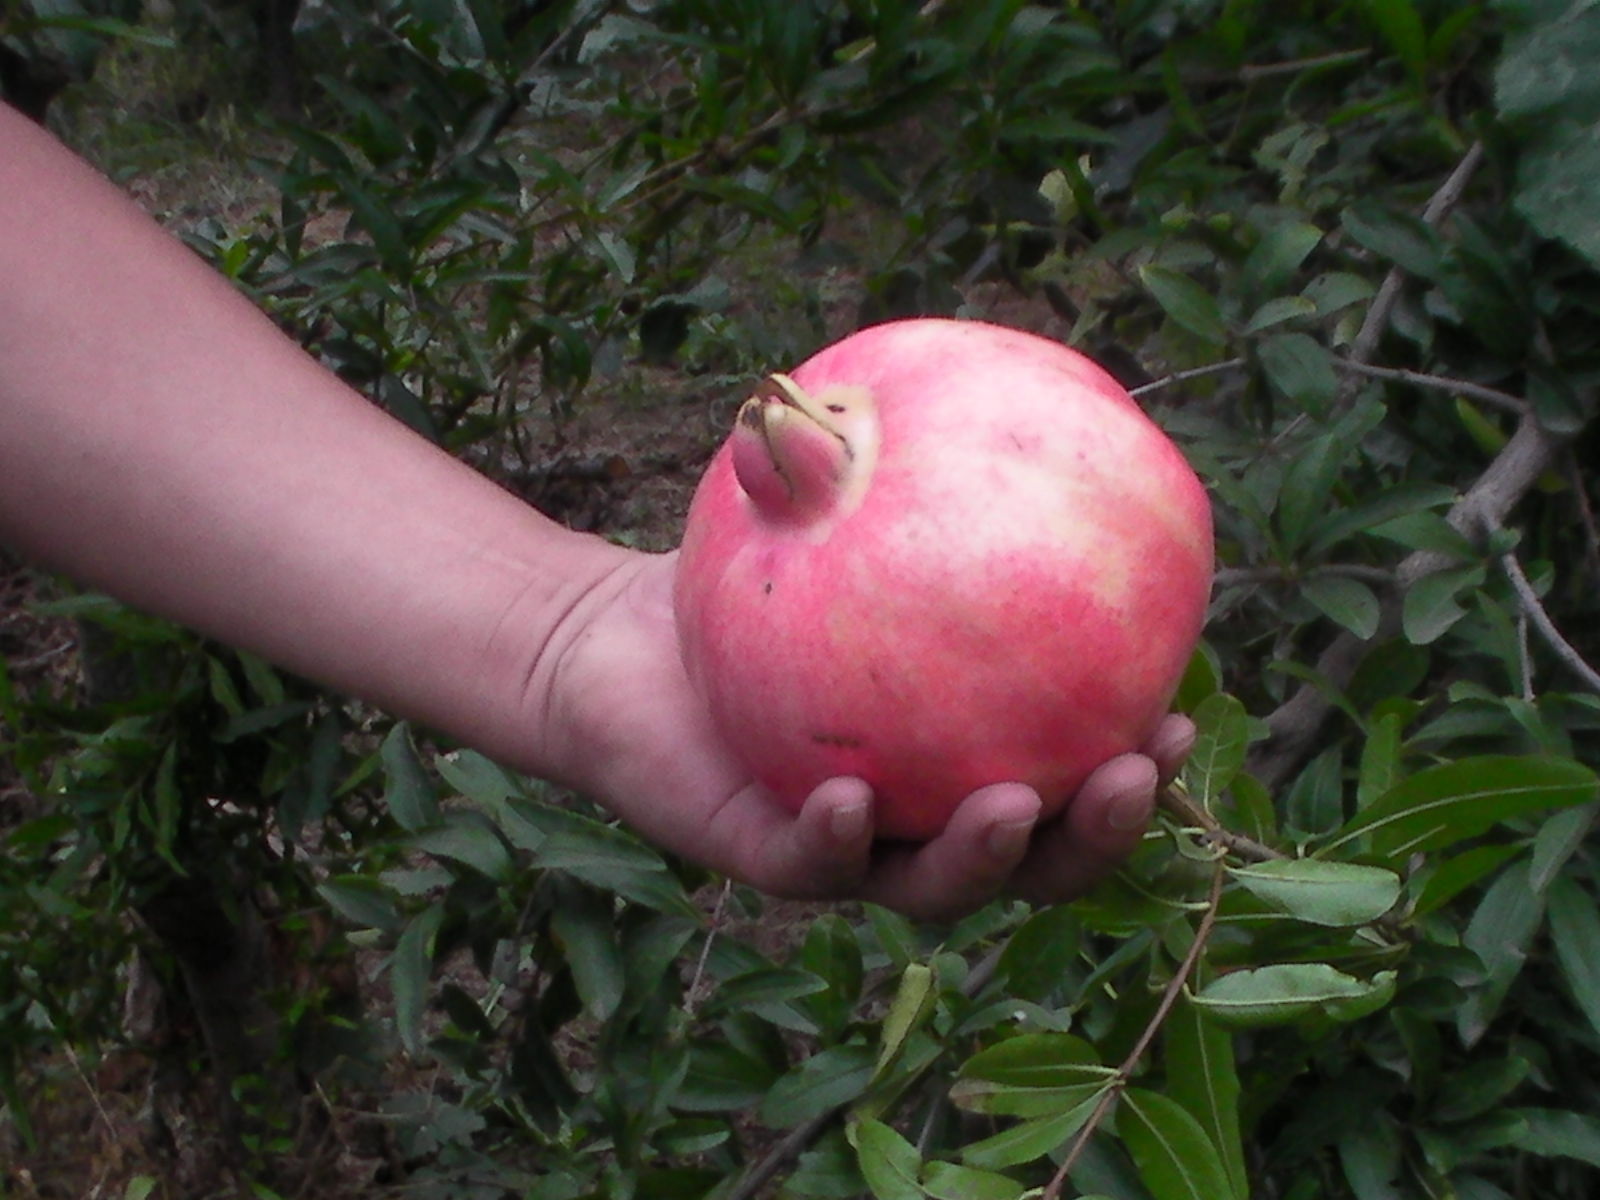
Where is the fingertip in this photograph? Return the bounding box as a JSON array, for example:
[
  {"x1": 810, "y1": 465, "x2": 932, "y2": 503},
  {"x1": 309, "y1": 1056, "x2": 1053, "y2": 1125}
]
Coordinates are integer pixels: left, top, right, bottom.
[
  {"x1": 802, "y1": 775, "x2": 874, "y2": 846},
  {"x1": 1077, "y1": 753, "x2": 1158, "y2": 840},
  {"x1": 1148, "y1": 713, "x2": 1197, "y2": 784}
]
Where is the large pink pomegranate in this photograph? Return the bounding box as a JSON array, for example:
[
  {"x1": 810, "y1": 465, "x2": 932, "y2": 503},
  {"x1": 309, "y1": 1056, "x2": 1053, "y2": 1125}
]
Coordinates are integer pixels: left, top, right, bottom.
[{"x1": 673, "y1": 318, "x2": 1213, "y2": 841}]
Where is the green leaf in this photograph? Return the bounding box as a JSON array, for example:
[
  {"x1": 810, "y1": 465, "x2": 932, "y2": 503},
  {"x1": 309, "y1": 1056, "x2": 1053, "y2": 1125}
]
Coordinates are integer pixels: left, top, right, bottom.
[
  {"x1": 318, "y1": 875, "x2": 403, "y2": 935},
  {"x1": 995, "y1": 904, "x2": 1081, "y2": 1002},
  {"x1": 1507, "y1": 1108, "x2": 1600, "y2": 1168},
  {"x1": 1302, "y1": 271, "x2": 1376, "y2": 316},
  {"x1": 957, "y1": 1033, "x2": 1107, "y2": 1088},
  {"x1": 394, "y1": 903, "x2": 444, "y2": 1056},
  {"x1": 1458, "y1": 859, "x2": 1545, "y2": 1045},
  {"x1": 1119, "y1": 1087, "x2": 1240, "y2": 1200},
  {"x1": 1529, "y1": 802, "x2": 1596, "y2": 890},
  {"x1": 1433, "y1": 1055, "x2": 1533, "y2": 1124},
  {"x1": 550, "y1": 883, "x2": 625, "y2": 1021},
  {"x1": 877, "y1": 962, "x2": 938, "y2": 1076},
  {"x1": 1303, "y1": 575, "x2": 1381, "y2": 639},
  {"x1": 1242, "y1": 221, "x2": 1324, "y2": 298},
  {"x1": 1257, "y1": 332, "x2": 1337, "y2": 412},
  {"x1": 1141, "y1": 265, "x2": 1228, "y2": 345},
  {"x1": 382, "y1": 724, "x2": 439, "y2": 833},
  {"x1": 760, "y1": 1044, "x2": 876, "y2": 1128},
  {"x1": 1342, "y1": 202, "x2": 1443, "y2": 279},
  {"x1": 1362, "y1": 0, "x2": 1428, "y2": 82},
  {"x1": 678, "y1": 1042, "x2": 781, "y2": 1113},
  {"x1": 1495, "y1": 2, "x2": 1600, "y2": 122},
  {"x1": 801, "y1": 914, "x2": 864, "y2": 1039},
  {"x1": 849, "y1": 1118, "x2": 923, "y2": 1200},
  {"x1": 1183, "y1": 693, "x2": 1249, "y2": 811},
  {"x1": 1514, "y1": 120, "x2": 1600, "y2": 269},
  {"x1": 948, "y1": 1079, "x2": 1109, "y2": 1120},
  {"x1": 1356, "y1": 710, "x2": 1405, "y2": 810},
  {"x1": 1192, "y1": 965, "x2": 1397, "y2": 1028},
  {"x1": 1165, "y1": 997, "x2": 1248, "y2": 1200},
  {"x1": 1410, "y1": 843, "x2": 1522, "y2": 917},
  {"x1": 1403, "y1": 564, "x2": 1486, "y2": 645},
  {"x1": 1545, "y1": 874, "x2": 1600, "y2": 1040},
  {"x1": 1338, "y1": 1116, "x2": 1404, "y2": 1200},
  {"x1": 410, "y1": 814, "x2": 513, "y2": 882},
  {"x1": 865, "y1": 904, "x2": 920, "y2": 969},
  {"x1": 1324, "y1": 755, "x2": 1599, "y2": 860},
  {"x1": 960, "y1": 1091, "x2": 1106, "y2": 1170},
  {"x1": 1227, "y1": 859, "x2": 1401, "y2": 927},
  {"x1": 1242, "y1": 295, "x2": 1317, "y2": 335},
  {"x1": 920, "y1": 1160, "x2": 1027, "y2": 1200},
  {"x1": 713, "y1": 967, "x2": 829, "y2": 1013}
]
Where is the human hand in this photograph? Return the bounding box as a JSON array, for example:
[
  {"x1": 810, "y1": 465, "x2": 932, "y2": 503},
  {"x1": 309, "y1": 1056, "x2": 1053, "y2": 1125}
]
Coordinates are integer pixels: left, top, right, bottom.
[{"x1": 536, "y1": 550, "x2": 1193, "y2": 923}]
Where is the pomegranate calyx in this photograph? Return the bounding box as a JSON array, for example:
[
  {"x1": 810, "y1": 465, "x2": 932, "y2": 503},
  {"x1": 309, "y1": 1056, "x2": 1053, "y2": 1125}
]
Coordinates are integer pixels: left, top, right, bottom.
[{"x1": 730, "y1": 373, "x2": 854, "y2": 522}]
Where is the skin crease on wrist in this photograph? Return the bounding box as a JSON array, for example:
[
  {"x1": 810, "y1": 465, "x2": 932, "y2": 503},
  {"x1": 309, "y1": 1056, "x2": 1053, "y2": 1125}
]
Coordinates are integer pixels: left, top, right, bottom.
[{"x1": 0, "y1": 101, "x2": 1192, "y2": 920}]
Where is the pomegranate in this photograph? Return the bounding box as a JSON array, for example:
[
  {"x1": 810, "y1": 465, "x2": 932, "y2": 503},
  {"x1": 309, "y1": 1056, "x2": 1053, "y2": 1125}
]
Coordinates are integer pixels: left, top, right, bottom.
[{"x1": 673, "y1": 318, "x2": 1212, "y2": 841}]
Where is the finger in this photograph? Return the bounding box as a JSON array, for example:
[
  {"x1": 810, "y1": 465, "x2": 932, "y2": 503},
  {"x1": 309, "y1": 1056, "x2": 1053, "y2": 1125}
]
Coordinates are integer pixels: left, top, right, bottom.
[
  {"x1": 1143, "y1": 713, "x2": 1196, "y2": 785},
  {"x1": 1009, "y1": 752, "x2": 1158, "y2": 907},
  {"x1": 856, "y1": 783, "x2": 1042, "y2": 922},
  {"x1": 724, "y1": 776, "x2": 877, "y2": 900}
]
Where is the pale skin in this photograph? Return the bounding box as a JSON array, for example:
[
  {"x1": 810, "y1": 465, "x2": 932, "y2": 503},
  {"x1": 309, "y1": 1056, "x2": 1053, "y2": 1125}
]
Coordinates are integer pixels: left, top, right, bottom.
[{"x1": 0, "y1": 103, "x2": 1193, "y2": 922}]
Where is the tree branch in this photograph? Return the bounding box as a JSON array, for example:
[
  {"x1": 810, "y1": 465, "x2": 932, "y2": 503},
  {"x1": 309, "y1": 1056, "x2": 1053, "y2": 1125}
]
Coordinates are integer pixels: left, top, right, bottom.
[
  {"x1": 1043, "y1": 862, "x2": 1227, "y2": 1200},
  {"x1": 1331, "y1": 358, "x2": 1526, "y2": 416},
  {"x1": 1250, "y1": 414, "x2": 1573, "y2": 791},
  {"x1": 1348, "y1": 142, "x2": 1485, "y2": 367},
  {"x1": 1499, "y1": 543, "x2": 1600, "y2": 694}
]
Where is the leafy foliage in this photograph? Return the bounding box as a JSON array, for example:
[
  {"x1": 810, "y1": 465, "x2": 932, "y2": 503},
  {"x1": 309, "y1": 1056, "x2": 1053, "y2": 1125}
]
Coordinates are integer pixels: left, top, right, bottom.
[{"x1": 4, "y1": 1, "x2": 1600, "y2": 1197}]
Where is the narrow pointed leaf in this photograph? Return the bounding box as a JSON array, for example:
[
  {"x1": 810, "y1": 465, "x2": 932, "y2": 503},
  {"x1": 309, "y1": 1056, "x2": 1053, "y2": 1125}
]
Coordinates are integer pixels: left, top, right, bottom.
[
  {"x1": 1119, "y1": 1087, "x2": 1238, "y2": 1200},
  {"x1": 1324, "y1": 756, "x2": 1598, "y2": 861},
  {"x1": 1165, "y1": 998, "x2": 1248, "y2": 1199},
  {"x1": 1227, "y1": 859, "x2": 1401, "y2": 926}
]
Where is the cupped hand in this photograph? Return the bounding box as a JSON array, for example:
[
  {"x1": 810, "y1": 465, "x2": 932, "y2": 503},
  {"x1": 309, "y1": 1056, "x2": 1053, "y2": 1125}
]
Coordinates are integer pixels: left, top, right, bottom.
[{"x1": 540, "y1": 549, "x2": 1193, "y2": 923}]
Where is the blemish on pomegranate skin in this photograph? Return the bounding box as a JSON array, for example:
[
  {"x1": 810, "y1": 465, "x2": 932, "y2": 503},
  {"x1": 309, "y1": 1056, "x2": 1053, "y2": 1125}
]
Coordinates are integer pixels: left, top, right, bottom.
[
  {"x1": 763, "y1": 580, "x2": 774, "y2": 595},
  {"x1": 811, "y1": 732, "x2": 863, "y2": 749}
]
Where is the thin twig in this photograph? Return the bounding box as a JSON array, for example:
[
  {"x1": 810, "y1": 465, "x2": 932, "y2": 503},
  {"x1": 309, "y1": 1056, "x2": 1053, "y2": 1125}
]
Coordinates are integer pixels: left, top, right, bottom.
[
  {"x1": 1348, "y1": 142, "x2": 1485, "y2": 367},
  {"x1": 1252, "y1": 412, "x2": 1574, "y2": 791},
  {"x1": 1332, "y1": 358, "x2": 1527, "y2": 416},
  {"x1": 1129, "y1": 358, "x2": 1248, "y2": 399},
  {"x1": 1158, "y1": 785, "x2": 1284, "y2": 863},
  {"x1": 683, "y1": 879, "x2": 733, "y2": 1021},
  {"x1": 1043, "y1": 863, "x2": 1227, "y2": 1200},
  {"x1": 1500, "y1": 546, "x2": 1600, "y2": 694},
  {"x1": 1237, "y1": 48, "x2": 1370, "y2": 83},
  {"x1": 1566, "y1": 449, "x2": 1600, "y2": 587}
]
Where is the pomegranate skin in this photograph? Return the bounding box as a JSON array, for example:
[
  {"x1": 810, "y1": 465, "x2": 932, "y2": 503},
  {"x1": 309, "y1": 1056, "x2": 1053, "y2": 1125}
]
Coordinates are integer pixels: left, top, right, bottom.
[{"x1": 673, "y1": 318, "x2": 1213, "y2": 841}]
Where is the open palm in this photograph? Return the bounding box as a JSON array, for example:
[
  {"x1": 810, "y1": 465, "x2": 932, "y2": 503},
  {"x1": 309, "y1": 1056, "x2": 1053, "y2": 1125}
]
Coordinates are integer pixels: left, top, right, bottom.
[{"x1": 543, "y1": 550, "x2": 1192, "y2": 922}]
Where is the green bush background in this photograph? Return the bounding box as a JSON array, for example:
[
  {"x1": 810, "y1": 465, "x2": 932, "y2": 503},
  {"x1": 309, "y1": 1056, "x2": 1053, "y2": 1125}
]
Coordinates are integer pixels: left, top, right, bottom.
[{"x1": 3, "y1": 1, "x2": 1600, "y2": 1197}]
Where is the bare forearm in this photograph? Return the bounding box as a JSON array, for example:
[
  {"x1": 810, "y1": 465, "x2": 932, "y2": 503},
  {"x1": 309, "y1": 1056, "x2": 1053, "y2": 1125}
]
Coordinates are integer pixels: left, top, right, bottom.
[{"x1": 0, "y1": 103, "x2": 628, "y2": 775}]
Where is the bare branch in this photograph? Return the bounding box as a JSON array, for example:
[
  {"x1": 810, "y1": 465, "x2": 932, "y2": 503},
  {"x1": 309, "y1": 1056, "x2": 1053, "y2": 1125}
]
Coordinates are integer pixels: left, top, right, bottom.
[
  {"x1": 1130, "y1": 357, "x2": 1248, "y2": 399},
  {"x1": 1043, "y1": 863, "x2": 1226, "y2": 1200},
  {"x1": 1500, "y1": 545, "x2": 1600, "y2": 694},
  {"x1": 1332, "y1": 358, "x2": 1527, "y2": 416},
  {"x1": 1158, "y1": 784, "x2": 1285, "y2": 862},
  {"x1": 1348, "y1": 142, "x2": 1486, "y2": 366},
  {"x1": 1251, "y1": 414, "x2": 1574, "y2": 791}
]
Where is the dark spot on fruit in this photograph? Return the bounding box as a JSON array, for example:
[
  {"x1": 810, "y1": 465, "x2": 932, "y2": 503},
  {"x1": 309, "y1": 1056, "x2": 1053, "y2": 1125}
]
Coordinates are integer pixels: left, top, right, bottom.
[
  {"x1": 811, "y1": 732, "x2": 863, "y2": 748},
  {"x1": 827, "y1": 403, "x2": 847, "y2": 414},
  {"x1": 763, "y1": 580, "x2": 773, "y2": 594}
]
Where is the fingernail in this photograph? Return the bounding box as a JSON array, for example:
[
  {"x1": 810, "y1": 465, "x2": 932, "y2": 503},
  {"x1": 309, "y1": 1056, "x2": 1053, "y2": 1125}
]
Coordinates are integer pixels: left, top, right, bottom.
[
  {"x1": 1109, "y1": 788, "x2": 1154, "y2": 831},
  {"x1": 830, "y1": 797, "x2": 870, "y2": 843},
  {"x1": 987, "y1": 818, "x2": 1034, "y2": 861}
]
